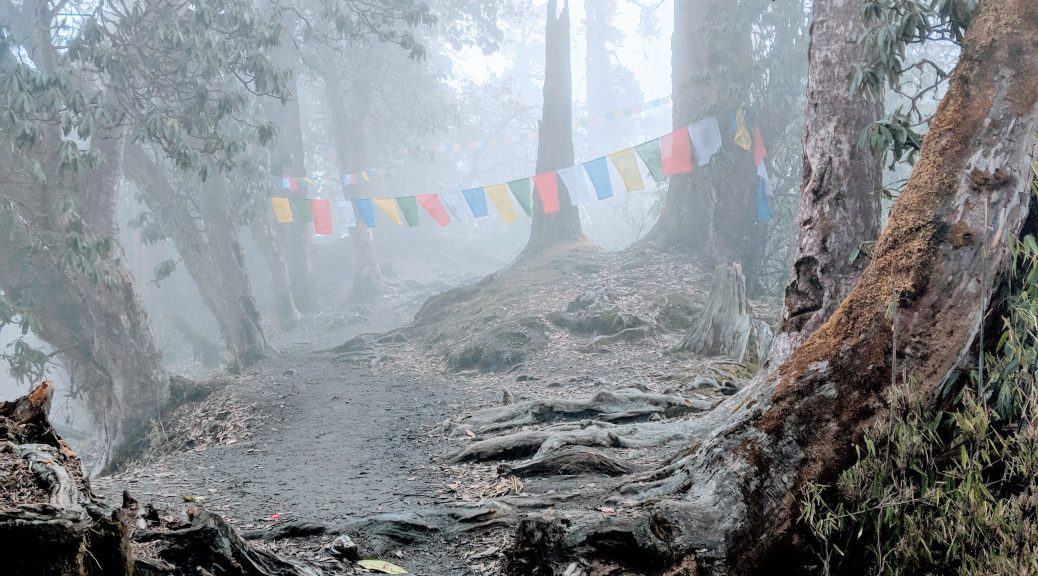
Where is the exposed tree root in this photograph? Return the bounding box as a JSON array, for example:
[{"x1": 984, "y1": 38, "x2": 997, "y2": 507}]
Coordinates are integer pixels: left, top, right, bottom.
[{"x1": 498, "y1": 446, "x2": 636, "y2": 477}]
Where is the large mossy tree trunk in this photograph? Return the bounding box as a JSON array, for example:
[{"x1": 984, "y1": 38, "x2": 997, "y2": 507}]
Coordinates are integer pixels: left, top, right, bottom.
[
  {"x1": 519, "y1": 0, "x2": 585, "y2": 260},
  {"x1": 611, "y1": 1, "x2": 1038, "y2": 571},
  {"x1": 646, "y1": 0, "x2": 764, "y2": 290},
  {"x1": 768, "y1": 0, "x2": 884, "y2": 365},
  {"x1": 125, "y1": 145, "x2": 273, "y2": 371}
]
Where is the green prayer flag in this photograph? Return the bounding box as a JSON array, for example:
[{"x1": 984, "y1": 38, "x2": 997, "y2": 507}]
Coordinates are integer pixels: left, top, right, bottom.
[
  {"x1": 289, "y1": 198, "x2": 312, "y2": 223},
  {"x1": 396, "y1": 196, "x2": 420, "y2": 227},
  {"x1": 506, "y1": 178, "x2": 533, "y2": 217},
  {"x1": 635, "y1": 139, "x2": 664, "y2": 183}
]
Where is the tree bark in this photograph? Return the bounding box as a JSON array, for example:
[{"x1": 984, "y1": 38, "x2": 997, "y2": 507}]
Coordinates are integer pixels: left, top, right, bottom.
[
  {"x1": 519, "y1": 0, "x2": 585, "y2": 259},
  {"x1": 125, "y1": 145, "x2": 273, "y2": 372},
  {"x1": 616, "y1": 1, "x2": 1038, "y2": 571},
  {"x1": 646, "y1": 0, "x2": 764, "y2": 290},
  {"x1": 677, "y1": 263, "x2": 751, "y2": 359},
  {"x1": 249, "y1": 211, "x2": 303, "y2": 329},
  {"x1": 768, "y1": 0, "x2": 884, "y2": 365}
]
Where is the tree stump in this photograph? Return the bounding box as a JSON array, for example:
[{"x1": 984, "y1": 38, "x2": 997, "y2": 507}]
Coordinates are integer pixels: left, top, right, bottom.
[{"x1": 677, "y1": 263, "x2": 751, "y2": 359}]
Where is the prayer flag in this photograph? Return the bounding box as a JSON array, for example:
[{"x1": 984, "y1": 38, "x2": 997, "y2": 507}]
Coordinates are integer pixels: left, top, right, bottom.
[
  {"x1": 661, "y1": 127, "x2": 694, "y2": 175},
  {"x1": 310, "y1": 199, "x2": 332, "y2": 235},
  {"x1": 462, "y1": 187, "x2": 489, "y2": 218},
  {"x1": 609, "y1": 148, "x2": 645, "y2": 192},
  {"x1": 289, "y1": 177, "x2": 299, "y2": 192},
  {"x1": 440, "y1": 191, "x2": 469, "y2": 221},
  {"x1": 507, "y1": 178, "x2": 533, "y2": 216},
  {"x1": 396, "y1": 196, "x2": 420, "y2": 227},
  {"x1": 353, "y1": 198, "x2": 376, "y2": 227},
  {"x1": 635, "y1": 140, "x2": 664, "y2": 182},
  {"x1": 289, "y1": 197, "x2": 311, "y2": 223},
  {"x1": 336, "y1": 200, "x2": 357, "y2": 228},
  {"x1": 558, "y1": 165, "x2": 596, "y2": 205},
  {"x1": 757, "y1": 179, "x2": 772, "y2": 222},
  {"x1": 277, "y1": 177, "x2": 291, "y2": 190},
  {"x1": 532, "y1": 172, "x2": 561, "y2": 213},
  {"x1": 688, "y1": 118, "x2": 722, "y2": 167},
  {"x1": 485, "y1": 184, "x2": 518, "y2": 224},
  {"x1": 583, "y1": 157, "x2": 614, "y2": 200},
  {"x1": 417, "y1": 194, "x2": 451, "y2": 227},
  {"x1": 271, "y1": 197, "x2": 293, "y2": 223},
  {"x1": 361, "y1": 171, "x2": 371, "y2": 182},
  {"x1": 372, "y1": 197, "x2": 402, "y2": 225},
  {"x1": 753, "y1": 126, "x2": 768, "y2": 166},
  {"x1": 734, "y1": 109, "x2": 752, "y2": 151}
]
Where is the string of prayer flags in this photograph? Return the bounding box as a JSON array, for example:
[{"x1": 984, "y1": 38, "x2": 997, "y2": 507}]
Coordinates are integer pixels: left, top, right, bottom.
[
  {"x1": 417, "y1": 194, "x2": 451, "y2": 227},
  {"x1": 311, "y1": 199, "x2": 333, "y2": 235},
  {"x1": 507, "y1": 178, "x2": 533, "y2": 217},
  {"x1": 635, "y1": 140, "x2": 664, "y2": 183},
  {"x1": 462, "y1": 187, "x2": 489, "y2": 218},
  {"x1": 271, "y1": 197, "x2": 293, "y2": 223},
  {"x1": 734, "y1": 109, "x2": 752, "y2": 151},
  {"x1": 661, "y1": 127, "x2": 694, "y2": 176},
  {"x1": 440, "y1": 190, "x2": 470, "y2": 222},
  {"x1": 485, "y1": 184, "x2": 519, "y2": 224},
  {"x1": 372, "y1": 197, "x2": 402, "y2": 225},
  {"x1": 752, "y1": 126, "x2": 772, "y2": 222},
  {"x1": 583, "y1": 157, "x2": 614, "y2": 200},
  {"x1": 609, "y1": 148, "x2": 645, "y2": 192},
  {"x1": 558, "y1": 165, "x2": 596, "y2": 205},
  {"x1": 689, "y1": 118, "x2": 723, "y2": 167},
  {"x1": 532, "y1": 172, "x2": 561, "y2": 213},
  {"x1": 396, "y1": 196, "x2": 420, "y2": 227},
  {"x1": 353, "y1": 199, "x2": 377, "y2": 227}
]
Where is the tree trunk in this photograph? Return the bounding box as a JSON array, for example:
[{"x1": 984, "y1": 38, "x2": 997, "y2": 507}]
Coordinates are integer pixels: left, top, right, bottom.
[
  {"x1": 646, "y1": 0, "x2": 764, "y2": 290},
  {"x1": 125, "y1": 145, "x2": 273, "y2": 371},
  {"x1": 677, "y1": 263, "x2": 751, "y2": 359},
  {"x1": 519, "y1": 0, "x2": 584, "y2": 259},
  {"x1": 249, "y1": 212, "x2": 302, "y2": 329},
  {"x1": 613, "y1": 1, "x2": 1038, "y2": 571},
  {"x1": 768, "y1": 0, "x2": 884, "y2": 365},
  {"x1": 323, "y1": 68, "x2": 385, "y2": 301}
]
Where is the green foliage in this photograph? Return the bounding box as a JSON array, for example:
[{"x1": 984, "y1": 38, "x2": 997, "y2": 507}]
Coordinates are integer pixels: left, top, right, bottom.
[
  {"x1": 801, "y1": 183, "x2": 1038, "y2": 575},
  {"x1": 859, "y1": 107, "x2": 925, "y2": 168}
]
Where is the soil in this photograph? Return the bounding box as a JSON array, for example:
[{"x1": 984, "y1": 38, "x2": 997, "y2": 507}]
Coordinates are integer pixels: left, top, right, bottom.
[{"x1": 93, "y1": 249, "x2": 778, "y2": 575}]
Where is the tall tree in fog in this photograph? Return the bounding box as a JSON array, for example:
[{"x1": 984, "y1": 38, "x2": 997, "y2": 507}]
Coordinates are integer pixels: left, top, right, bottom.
[
  {"x1": 648, "y1": 0, "x2": 763, "y2": 286},
  {"x1": 124, "y1": 145, "x2": 275, "y2": 370},
  {"x1": 768, "y1": 0, "x2": 883, "y2": 363},
  {"x1": 520, "y1": 0, "x2": 584, "y2": 258}
]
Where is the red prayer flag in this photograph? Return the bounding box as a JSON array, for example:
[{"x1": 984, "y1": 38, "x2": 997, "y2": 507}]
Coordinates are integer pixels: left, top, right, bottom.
[
  {"x1": 532, "y1": 172, "x2": 561, "y2": 214},
  {"x1": 753, "y1": 126, "x2": 768, "y2": 166},
  {"x1": 289, "y1": 177, "x2": 300, "y2": 192},
  {"x1": 417, "y1": 194, "x2": 451, "y2": 227},
  {"x1": 661, "y1": 127, "x2": 694, "y2": 175},
  {"x1": 310, "y1": 199, "x2": 332, "y2": 235}
]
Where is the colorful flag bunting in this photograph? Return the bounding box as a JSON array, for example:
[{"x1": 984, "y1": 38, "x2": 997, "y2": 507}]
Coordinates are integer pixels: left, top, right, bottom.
[
  {"x1": 558, "y1": 165, "x2": 596, "y2": 205},
  {"x1": 635, "y1": 140, "x2": 664, "y2": 183},
  {"x1": 485, "y1": 184, "x2": 519, "y2": 224},
  {"x1": 462, "y1": 187, "x2": 489, "y2": 218},
  {"x1": 532, "y1": 172, "x2": 561, "y2": 213},
  {"x1": 688, "y1": 118, "x2": 723, "y2": 167},
  {"x1": 661, "y1": 127, "x2": 694, "y2": 175},
  {"x1": 310, "y1": 199, "x2": 332, "y2": 235},
  {"x1": 734, "y1": 109, "x2": 752, "y2": 151},
  {"x1": 271, "y1": 197, "x2": 293, "y2": 223},
  {"x1": 396, "y1": 196, "x2": 420, "y2": 227},
  {"x1": 440, "y1": 191, "x2": 470, "y2": 221},
  {"x1": 417, "y1": 194, "x2": 451, "y2": 227},
  {"x1": 507, "y1": 178, "x2": 533, "y2": 217},
  {"x1": 583, "y1": 157, "x2": 614, "y2": 200},
  {"x1": 753, "y1": 126, "x2": 768, "y2": 166},
  {"x1": 609, "y1": 148, "x2": 645, "y2": 192},
  {"x1": 372, "y1": 197, "x2": 402, "y2": 225},
  {"x1": 353, "y1": 198, "x2": 377, "y2": 227}
]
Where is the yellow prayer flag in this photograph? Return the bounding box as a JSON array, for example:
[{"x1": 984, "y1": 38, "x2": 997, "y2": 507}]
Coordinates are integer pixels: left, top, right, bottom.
[
  {"x1": 271, "y1": 197, "x2": 294, "y2": 223},
  {"x1": 485, "y1": 184, "x2": 518, "y2": 224},
  {"x1": 372, "y1": 197, "x2": 402, "y2": 225},
  {"x1": 609, "y1": 148, "x2": 646, "y2": 192},
  {"x1": 735, "y1": 108, "x2": 752, "y2": 151}
]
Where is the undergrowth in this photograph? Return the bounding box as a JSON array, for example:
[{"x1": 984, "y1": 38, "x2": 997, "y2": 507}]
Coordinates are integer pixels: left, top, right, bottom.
[{"x1": 801, "y1": 199, "x2": 1038, "y2": 574}]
